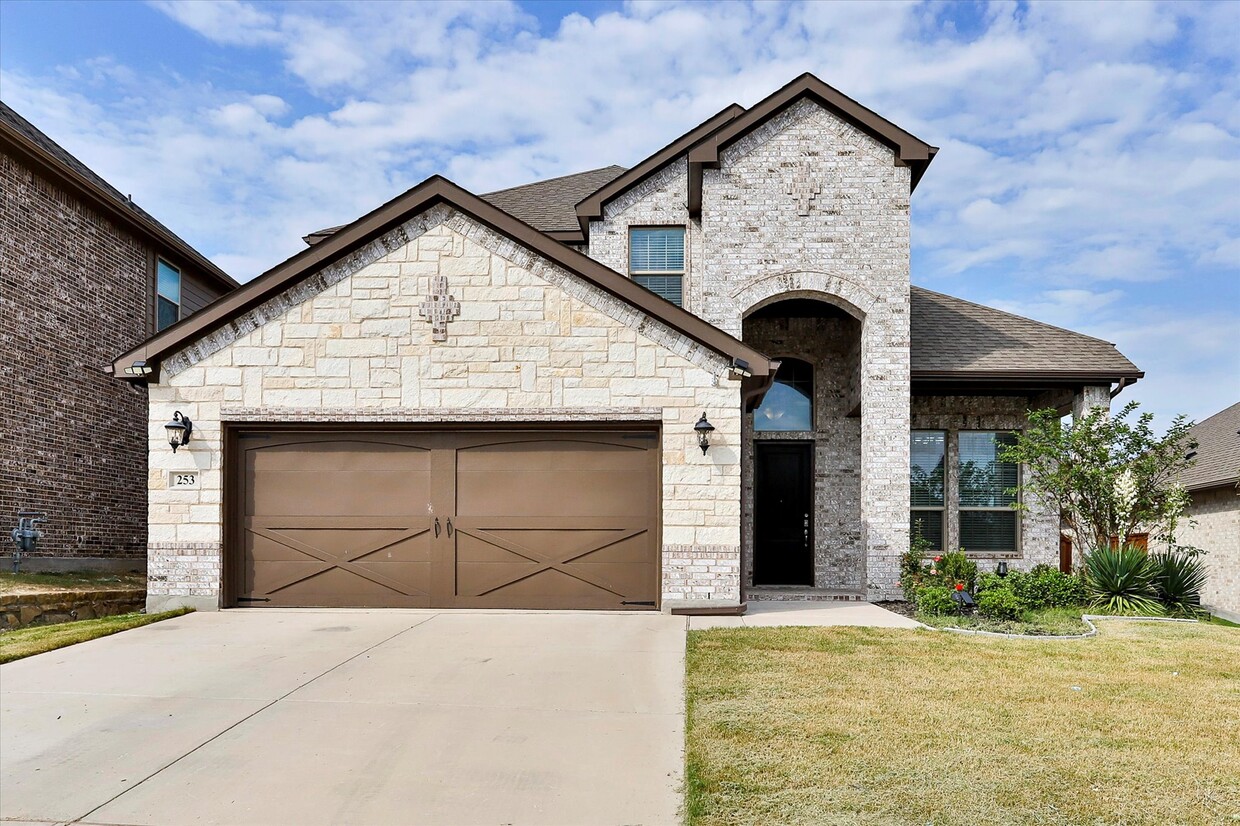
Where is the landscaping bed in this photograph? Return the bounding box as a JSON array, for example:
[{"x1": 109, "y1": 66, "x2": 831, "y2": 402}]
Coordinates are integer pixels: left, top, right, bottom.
[
  {"x1": 685, "y1": 621, "x2": 1240, "y2": 825},
  {"x1": 0, "y1": 571, "x2": 147, "y2": 629}
]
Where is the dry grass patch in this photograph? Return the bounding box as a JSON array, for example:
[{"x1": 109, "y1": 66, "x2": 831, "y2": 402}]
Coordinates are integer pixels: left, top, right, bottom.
[
  {"x1": 0, "y1": 570, "x2": 146, "y2": 596},
  {"x1": 686, "y1": 621, "x2": 1239, "y2": 826},
  {"x1": 0, "y1": 608, "x2": 191, "y2": 663}
]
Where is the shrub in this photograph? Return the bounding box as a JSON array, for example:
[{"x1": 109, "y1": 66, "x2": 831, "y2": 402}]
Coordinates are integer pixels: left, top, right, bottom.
[
  {"x1": 1008, "y1": 564, "x2": 1086, "y2": 609},
  {"x1": 1084, "y1": 545, "x2": 1162, "y2": 616},
  {"x1": 936, "y1": 551, "x2": 978, "y2": 593},
  {"x1": 977, "y1": 587, "x2": 1023, "y2": 621},
  {"x1": 916, "y1": 585, "x2": 956, "y2": 617},
  {"x1": 975, "y1": 572, "x2": 1005, "y2": 595},
  {"x1": 1151, "y1": 552, "x2": 1207, "y2": 617}
]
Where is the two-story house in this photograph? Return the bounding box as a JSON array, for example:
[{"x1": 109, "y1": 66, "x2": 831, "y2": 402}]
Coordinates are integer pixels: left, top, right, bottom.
[
  {"x1": 1, "y1": 102, "x2": 237, "y2": 567},
  {"x1": 110, "y1": 74, "x2": 1141, "y2": 613}
]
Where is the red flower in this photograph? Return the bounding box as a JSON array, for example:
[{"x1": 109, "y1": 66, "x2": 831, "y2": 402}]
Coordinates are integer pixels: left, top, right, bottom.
[
  {"x1": 955, "y1": 583, "x2": 964, "y2": 591},
  {"x1": 933, "y1": 555, "x2": 942, "y2": 563}
]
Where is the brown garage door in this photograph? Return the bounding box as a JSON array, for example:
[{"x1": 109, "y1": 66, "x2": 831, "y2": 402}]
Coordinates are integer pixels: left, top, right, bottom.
[{"x1": 230, "y1": 429, "x2": 659, "y2": 610}]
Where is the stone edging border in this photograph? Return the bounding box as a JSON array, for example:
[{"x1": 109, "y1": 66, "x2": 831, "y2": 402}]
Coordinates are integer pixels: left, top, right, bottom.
[{"x1": 933, "y1": 614, "x2": 1201, "y2": 641}]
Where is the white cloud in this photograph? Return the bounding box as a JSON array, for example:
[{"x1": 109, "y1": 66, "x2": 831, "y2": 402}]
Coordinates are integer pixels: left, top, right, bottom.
[{"x1": 3, "y1": 0, "x2": 1236, "y2": 425}]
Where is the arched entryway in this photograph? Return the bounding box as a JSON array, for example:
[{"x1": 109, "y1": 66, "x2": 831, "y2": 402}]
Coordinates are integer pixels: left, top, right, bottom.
[{"x1": 742, "y1": 297, "x2": 864, "y2": 593}]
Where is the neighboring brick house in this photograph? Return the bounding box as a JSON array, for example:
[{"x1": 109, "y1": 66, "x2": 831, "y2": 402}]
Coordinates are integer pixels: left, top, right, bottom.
[
  {"x1": 1, "y1": 102, "x2": 237, "y2": 565},
  {"x1": 1177, "y1": 402, "x2": 1240, "y2": 622},
  {"x1": 112, "y1": 74, "x2": 1142, "y2": 613}
]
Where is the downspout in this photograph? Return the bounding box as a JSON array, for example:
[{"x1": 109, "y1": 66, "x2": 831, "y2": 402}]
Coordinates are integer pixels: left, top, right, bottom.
[{"x1": 1110, "y1": 377, "x2": 1132, "y2": 399}]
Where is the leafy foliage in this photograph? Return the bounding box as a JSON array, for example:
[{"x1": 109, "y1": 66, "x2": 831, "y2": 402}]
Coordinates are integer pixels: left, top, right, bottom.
[
  {"x1": 1083, "y1": 545, "x2": 1163, "y2": 616},
  {"x1": 976, "y1": 586, "x2": 1023, "y2": 621},
  {"x1": 916, "y1": 585, "x2": 956, "y2": 617},
  {"x1": 1006, "y1": 565, "x2": 1086, "y2": 609},
  {"x1": 975, "y1": 572, "x2": 1006, "y2": 595},
  {"x1": 1150, "y1": 552, "x2": 1207, "y2": 617},
  {"x1": 1000, "y1": 402, "x2": 1198, "y2": 556}
]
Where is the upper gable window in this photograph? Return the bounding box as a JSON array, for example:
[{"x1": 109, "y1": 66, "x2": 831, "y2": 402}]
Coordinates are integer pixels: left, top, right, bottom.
[
  {"x1": 156, "y1": 259, "x2": 181, "y2": 332},
  {"x1": 629, "y1": 227, "x2": 684, "y2": 307}
]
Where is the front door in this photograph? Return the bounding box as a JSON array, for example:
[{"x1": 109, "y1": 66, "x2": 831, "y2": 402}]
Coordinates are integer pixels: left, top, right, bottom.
[{"x1": 753, "y1": 441, "x2": 813, "y2": 585}]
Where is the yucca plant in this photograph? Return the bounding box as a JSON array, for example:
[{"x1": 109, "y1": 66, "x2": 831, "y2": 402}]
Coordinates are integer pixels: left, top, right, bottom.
[
  {"x1": 1151, "y1": 552, "x2": 1207, "y2": 617},
  {"x1": 1083, "y1": 545, "x2": 1163, "y2": 616}
]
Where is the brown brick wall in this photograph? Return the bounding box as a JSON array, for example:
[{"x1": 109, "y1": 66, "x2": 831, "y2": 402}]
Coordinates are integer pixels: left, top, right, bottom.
[{"x1": 1, "y1": 150, "x2": 150, "y2": 558}]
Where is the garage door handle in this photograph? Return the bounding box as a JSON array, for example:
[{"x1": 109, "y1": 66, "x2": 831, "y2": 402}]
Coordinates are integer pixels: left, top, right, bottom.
[
  {"x1": 446, "y1": 518, "x2": 454, "y2": 537},
  {"x1": 434, "y1": 517, "x2": 441, "y2": 538}
]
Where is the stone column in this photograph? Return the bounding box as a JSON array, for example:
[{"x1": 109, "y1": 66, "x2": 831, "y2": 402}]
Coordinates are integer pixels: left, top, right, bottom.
[{"x1": 1072, "y1": 385, "x2": 1111, "y2": 420}]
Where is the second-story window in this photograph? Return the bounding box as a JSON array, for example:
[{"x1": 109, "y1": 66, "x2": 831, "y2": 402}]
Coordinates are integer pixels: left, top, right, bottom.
[
  {"x1": 156, "y1": 259, "x2": 181, "y2": 331},
  {"x1": 629, "y1": 227, "x2": 684, "y2": 307}
]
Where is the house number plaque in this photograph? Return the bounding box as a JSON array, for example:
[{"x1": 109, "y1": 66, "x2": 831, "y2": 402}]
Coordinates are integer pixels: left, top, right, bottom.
[{"x1": 169, "y1": 470, "x2": 200, "y2": 489}]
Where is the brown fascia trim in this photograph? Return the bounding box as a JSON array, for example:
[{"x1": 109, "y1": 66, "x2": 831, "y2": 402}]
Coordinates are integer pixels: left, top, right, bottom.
[
  {"x1": 0, "y1": 120, "x2": 240, "y2": 292},
  {"x1": 573, "y1": 103, "x2": 748, "y2": 237},
  {"x1": 113, "y1": 175, "x2": 775, "y2": 379},
  {"x1": 686, "y1": 73, "x2": 939, "y2": 216},
  {"x1": 1183, "y1": 477, "x2": 1240, "y2": 494},
  {"x1": 912, "y1": 369, "x2": 1145, "y2": 388}
]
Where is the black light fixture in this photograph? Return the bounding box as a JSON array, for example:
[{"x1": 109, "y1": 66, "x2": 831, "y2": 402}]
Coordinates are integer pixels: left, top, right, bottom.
[
  {"x1": 694, "y1": 412, "x2": 715, "y2": 455},
  {"x1": 165, "y1": 411, "x2": 192, "y2": 452},
  {"x1": 125, "y1": 360, "x2": 153, "y2": 377},
  {"x1": 997, "y1": 560, "x2": 1009, "y2": 577}
]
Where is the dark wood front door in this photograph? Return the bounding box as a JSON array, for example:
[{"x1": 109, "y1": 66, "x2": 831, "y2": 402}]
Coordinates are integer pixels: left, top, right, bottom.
[
  {"x1": 229, "y1": 429, "x2": 659, "y2": 610},
  {"x1": 754, "y1": 441, "x2": 813, "y2": 586}
]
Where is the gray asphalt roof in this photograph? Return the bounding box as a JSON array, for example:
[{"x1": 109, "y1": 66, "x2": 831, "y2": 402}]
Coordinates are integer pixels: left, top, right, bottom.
[{"x1": 1180, "y1": 401, "x2": 1240, "y2": 491}]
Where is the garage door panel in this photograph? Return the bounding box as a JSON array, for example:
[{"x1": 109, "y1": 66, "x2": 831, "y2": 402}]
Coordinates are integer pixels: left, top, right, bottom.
[
  {"x1": 456, "y1": 470, "x2": 651, "y2": 518},
  {"x1": 233, "y1": 429, "x2": 658, "y2": 610},
  {"x1": 249, "y1": 470, "x2": 432, "y2": 517}
]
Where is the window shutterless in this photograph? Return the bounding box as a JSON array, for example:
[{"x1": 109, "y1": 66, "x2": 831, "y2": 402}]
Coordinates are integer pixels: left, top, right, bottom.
[
  {"x1": 156, "y1": 259, "x2": 182, "y2": 331},
  {"x1": 629, "y1": 227, "x2": 684, "y2": 306},
  {"x1": 958, "y1": 431, "x2": 1019, "y2": 553},
  {"x1": 910, "y1": 430, "x2": 946, "y2": 552}
]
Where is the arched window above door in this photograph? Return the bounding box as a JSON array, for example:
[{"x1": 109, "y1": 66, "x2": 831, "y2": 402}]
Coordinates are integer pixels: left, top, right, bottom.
[{"x1": 754, "y1": 358, "x2": 814, "y2": 432}]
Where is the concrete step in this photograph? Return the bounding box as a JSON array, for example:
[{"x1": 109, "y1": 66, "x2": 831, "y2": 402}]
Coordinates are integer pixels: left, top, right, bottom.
[{"x1": 746, "y1": 587, "x2": 866, "y2": 602}]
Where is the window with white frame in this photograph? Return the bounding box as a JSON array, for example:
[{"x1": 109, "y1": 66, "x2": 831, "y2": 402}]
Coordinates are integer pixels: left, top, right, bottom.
[
  {"x1": 156, "y1": 258, "x2": 181, "y2": 331},
  {"x1": 910, "y1": 431, "x2": 946, "y2": 551},
  {"x1": 958, "y1": 431, "x2": 1019, "y2": 553},
  {"x1": 628, "y1": 227, "x2": 684, "y2": 306}
]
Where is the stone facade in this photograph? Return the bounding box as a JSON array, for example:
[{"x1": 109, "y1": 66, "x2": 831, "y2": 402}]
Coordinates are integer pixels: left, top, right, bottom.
[
  {"x1": 910, "y1": 395, "x2": 1060, "y2": 573},
  {"x1": 1, "y1": 149, "x2": 150, "y2": 559},
  {"x1": 146, "y1": 206, "x2": 742, "y2": 610},
  {"x1": 1181, "y1": 486, "x2": 1240, "y2": 620},
  {"x1": 587, "y1": 98, "x2": 911, "y2": 599}
]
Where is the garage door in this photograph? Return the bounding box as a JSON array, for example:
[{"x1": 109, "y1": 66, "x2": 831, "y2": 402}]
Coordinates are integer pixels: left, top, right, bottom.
[{"x1": 230, "y1": 429, "x2": 659, "y2": 610}]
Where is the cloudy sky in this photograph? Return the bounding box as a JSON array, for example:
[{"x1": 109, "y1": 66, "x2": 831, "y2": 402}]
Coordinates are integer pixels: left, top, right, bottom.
[{"x1": 2, "y1": 0, "x2": 1236, "y2": 426}]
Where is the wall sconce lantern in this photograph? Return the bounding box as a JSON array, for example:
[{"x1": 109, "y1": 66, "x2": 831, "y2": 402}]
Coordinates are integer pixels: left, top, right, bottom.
[
  {"x1": 997, "y1": 561, "x2": 1009, "y2": 578},
  {"x1": 165, "y1": 411, "x2": 192, "y2": 452},
  {"x1": 694, "y1": 412, "x2": 715, "y2": 455}
]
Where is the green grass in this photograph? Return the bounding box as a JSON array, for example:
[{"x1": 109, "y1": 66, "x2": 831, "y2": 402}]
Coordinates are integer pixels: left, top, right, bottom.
[
  {"x1": 919, "y1": 606, "x2": 1092, "y2": 636},
  {"x1": 1209, "y1": 614, "x2": 1240, "y2": 628},
  {"x1": 686, "y1": 621, "x2": 1240, "y2": 825},
  {"x1": 0, "y1": 608, "x2": 191, "y2": 663},
  {"x1": 0, "y1": 570, "x2": 146, "y2": 595}
]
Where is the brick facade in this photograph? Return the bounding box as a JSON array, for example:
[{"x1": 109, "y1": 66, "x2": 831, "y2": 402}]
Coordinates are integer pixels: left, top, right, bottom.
[
  {"x1": 1, "y1": 150, "x2": 149, "y2": 559},
  {"x1": 1181, "y1": 486, "x2": 1240, "y2": 620},
  {"x1": 146, "y1": 207, "x2": 742, "y2": 610}
]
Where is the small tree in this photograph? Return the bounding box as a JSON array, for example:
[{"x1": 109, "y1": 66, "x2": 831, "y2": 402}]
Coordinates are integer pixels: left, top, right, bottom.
[{"x1": 1000, "y1": 401, "x2": 1198, "y2": 556}]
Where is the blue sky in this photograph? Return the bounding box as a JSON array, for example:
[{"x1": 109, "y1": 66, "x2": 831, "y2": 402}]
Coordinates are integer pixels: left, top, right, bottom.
[{"x1": 2, "y1": 0, "x2": 1236, "y2": 426}]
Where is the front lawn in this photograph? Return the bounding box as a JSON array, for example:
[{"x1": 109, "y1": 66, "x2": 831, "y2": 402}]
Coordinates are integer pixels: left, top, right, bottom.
[
  {"x1": 0, "y1": 608, "x2": 190, "y2": 663},
  {"x1": 686, "y1": 621, "x2": 1239, "y2": 825}
]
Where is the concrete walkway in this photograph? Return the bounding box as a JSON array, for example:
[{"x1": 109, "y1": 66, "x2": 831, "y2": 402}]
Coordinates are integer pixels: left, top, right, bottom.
[
  {"x1": 688, "y1": 600, "x2": 923, "y2": 630},
  {"x1": 0, "y1": 609, "x2": 685, "y2": 826}
]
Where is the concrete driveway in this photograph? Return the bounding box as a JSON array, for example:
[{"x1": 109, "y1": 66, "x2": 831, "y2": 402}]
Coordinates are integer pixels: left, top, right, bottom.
[{"x1": 0, "y1": 609, "x2": 685, "y2": 826}]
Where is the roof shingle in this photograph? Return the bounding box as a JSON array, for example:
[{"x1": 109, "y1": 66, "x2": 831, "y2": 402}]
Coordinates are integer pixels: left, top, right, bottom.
[
  {"x1": 909, "y1": 286, "x2": 1142, "y2": 380},
  {"x1": 1179, "y1": 402, "x2": 1240, "y2": 491}
]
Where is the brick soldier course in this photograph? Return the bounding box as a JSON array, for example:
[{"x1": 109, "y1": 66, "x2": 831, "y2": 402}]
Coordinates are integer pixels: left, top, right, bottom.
[{"x1": 114, "y1": 74, "x2": 1143, "y2": 611}]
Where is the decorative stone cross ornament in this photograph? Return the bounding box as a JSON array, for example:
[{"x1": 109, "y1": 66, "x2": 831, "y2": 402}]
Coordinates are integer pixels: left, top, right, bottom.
[
  {"x1": 788, "y1": 161, "x2": 822, "y2": 216},
  {"x1": 418, "y1": 275, "x2": 461, "y2": 342}
]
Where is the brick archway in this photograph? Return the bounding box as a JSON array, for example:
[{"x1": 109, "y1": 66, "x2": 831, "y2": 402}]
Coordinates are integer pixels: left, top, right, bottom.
[{"x1": 732, "y1": 270, "x2": 877, "y2": 321}]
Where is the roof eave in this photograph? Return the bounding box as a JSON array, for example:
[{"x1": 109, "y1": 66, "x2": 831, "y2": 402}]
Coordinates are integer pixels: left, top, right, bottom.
[
  {"x1": 114, "y1": 175, "x2": 775, "y2": 379},
  {"x1": 0, "y1": 119, "x2": 240, "y2": 292}
]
